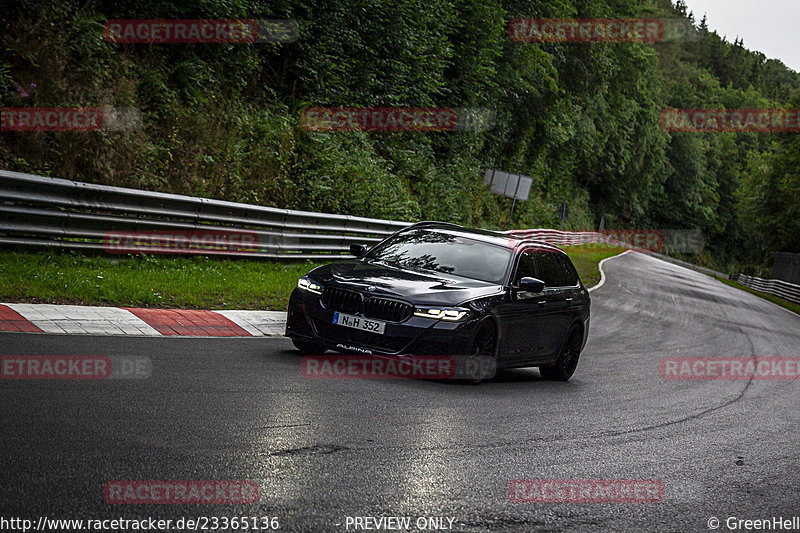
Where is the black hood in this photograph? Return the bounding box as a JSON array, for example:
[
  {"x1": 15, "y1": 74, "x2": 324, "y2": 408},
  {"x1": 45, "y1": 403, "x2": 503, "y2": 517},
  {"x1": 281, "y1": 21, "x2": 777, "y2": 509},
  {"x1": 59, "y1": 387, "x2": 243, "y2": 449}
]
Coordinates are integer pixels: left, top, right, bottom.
[{"x1": 308, "y1": 260, "x2": 504, "y2": 306}]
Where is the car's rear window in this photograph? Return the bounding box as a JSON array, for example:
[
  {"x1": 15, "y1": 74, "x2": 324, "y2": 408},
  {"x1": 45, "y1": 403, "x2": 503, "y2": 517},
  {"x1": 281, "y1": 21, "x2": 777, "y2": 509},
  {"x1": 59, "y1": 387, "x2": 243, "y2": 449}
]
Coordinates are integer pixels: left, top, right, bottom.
[{"x1": 365, "y1": 229, "x2": 511, "y2": 283}]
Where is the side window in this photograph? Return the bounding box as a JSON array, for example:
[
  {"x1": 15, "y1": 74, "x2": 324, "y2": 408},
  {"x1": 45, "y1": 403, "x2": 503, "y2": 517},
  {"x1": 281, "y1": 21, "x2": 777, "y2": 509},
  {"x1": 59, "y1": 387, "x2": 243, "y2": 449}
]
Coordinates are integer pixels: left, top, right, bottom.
[
  {"x1": 513, "y1": 251, "x2": 537, "y2": 285},
  {"x1": 534, "y1": 252, "x2": 566, "y2": 287},
  {"x1": 556, "y1": 254, "x2": 579, "y2": 286}
]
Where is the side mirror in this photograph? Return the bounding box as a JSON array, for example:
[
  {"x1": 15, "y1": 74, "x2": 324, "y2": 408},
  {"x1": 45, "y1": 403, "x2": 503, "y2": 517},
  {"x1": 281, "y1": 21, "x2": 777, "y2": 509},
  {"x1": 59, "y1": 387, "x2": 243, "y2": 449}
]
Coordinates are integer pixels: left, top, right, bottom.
[
  {"x1": 349, "y1": 243, "x2": 368, "y2": 257},
  {"x1": 518, "y1": 277, "x2": 545, "y2": 293}
]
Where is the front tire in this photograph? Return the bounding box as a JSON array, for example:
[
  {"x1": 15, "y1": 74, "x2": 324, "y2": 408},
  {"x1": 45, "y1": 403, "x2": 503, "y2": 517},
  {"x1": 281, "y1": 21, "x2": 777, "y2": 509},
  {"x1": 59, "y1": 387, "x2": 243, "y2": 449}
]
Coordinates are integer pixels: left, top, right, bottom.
[
  {"x1": 464, "y1": 321, "x2": 497, "y2": 384},
  {"x1": 539, "y1": 324, "x2": 582, "y2": 381}
]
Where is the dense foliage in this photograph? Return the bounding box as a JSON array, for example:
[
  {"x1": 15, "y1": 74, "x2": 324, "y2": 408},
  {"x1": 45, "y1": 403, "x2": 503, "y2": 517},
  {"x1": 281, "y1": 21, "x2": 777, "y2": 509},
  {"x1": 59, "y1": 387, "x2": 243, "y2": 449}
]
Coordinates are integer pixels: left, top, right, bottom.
[{"x1": 1, "y1": 0, "x2": 798, "y2": 273}]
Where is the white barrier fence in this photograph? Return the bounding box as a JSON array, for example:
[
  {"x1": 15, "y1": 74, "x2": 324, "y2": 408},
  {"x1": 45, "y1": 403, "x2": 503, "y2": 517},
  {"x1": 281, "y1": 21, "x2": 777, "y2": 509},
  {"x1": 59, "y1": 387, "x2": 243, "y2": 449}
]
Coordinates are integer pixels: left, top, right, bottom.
[{"x1": 737, "y1": 274, "x2": 800, "y2": 306}]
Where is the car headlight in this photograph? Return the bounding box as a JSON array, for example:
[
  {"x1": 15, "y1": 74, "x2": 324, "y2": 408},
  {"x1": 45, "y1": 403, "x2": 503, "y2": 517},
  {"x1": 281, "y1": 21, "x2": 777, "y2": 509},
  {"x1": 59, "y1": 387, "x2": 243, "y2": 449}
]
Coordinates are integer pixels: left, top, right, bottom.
[
  {"x1": 413, "y1": 306, "x2": 470, "y2": 322},
  {"x1": 297, "y1": 276, "x2": 323, "y2": 295}
]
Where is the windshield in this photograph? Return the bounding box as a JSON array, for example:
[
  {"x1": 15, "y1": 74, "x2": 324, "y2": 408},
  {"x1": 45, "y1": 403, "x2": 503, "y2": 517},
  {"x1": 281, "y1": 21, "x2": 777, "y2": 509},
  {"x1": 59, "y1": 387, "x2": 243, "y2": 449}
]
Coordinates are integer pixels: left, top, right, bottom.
[{"x1": 365, "y1": 229, "x2": 511, "y2": 284}]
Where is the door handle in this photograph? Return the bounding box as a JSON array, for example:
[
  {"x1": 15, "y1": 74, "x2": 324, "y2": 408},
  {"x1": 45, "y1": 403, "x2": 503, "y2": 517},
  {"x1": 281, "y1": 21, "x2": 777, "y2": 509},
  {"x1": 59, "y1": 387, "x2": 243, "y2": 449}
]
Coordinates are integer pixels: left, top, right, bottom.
[
  {"x1": 537, "y1": 300, "x2": 546, "y2": 306},
  {"x1": 565, "y1": 298, "x2": 573, "y2": 302}
]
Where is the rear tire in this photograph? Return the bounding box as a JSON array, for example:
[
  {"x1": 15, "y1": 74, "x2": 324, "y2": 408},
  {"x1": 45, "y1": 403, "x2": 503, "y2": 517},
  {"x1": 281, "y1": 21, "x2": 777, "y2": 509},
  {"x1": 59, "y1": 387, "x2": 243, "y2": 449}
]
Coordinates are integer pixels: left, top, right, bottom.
[
  {"x1": 539, "y1": 325, "x2": 582, "y2": 382},
  {"x1": 292, "y1": 339, "x2": 326, "y2": 355}
]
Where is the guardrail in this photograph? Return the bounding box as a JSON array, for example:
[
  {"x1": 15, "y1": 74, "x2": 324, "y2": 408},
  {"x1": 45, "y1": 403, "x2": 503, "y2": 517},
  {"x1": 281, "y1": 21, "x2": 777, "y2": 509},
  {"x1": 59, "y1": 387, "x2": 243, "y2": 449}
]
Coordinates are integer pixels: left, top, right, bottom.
[
  {"x1": 506, "y1": 228, "x2": 608, "y2": 246},
  {"x1": 0, "y1": 171, "x2": 638, "y2": 261},
  {"x1": 736, "y1": 274, "x2": 800, "y2": 306},
  {"x1": 0, "y1": 170, "x2": 704, "y2": 265},
  {"x1": 0, "y1": 170, "x2": 411, "y2": 260},
  {"x1": 5, "y1": 172, "x2": 797, "y2": 309}
]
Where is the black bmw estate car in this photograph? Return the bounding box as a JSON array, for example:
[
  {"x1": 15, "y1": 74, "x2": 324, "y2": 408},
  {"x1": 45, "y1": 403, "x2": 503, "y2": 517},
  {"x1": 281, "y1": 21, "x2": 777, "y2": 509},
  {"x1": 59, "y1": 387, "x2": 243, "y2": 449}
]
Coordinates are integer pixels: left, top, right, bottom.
[{"x1": 285, "y1": 222, "x2": 590, "y2": 381}]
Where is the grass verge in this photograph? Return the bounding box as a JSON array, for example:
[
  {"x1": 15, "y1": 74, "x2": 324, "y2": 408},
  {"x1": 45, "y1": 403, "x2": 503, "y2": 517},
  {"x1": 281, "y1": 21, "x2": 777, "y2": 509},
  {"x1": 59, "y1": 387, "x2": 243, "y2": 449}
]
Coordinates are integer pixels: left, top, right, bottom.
[
  {"x1": 0, "y1": 245, "x2": 628, "y2": 310},
  {"x1": 563, "y1": 244, "x2": 628, "y2": 288},
  {"x1": 0, "y1": 250, "x2": 324, "y2": 310},
  {"x1": 713, "y1": 275, "x2": 800, "y2": 316}
]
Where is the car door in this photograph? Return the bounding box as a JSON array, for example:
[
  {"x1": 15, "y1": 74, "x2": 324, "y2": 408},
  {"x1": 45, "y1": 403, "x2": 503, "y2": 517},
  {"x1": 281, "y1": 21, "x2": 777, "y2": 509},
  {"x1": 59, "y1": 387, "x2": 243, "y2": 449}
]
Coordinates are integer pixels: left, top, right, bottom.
[
  {"x1": 495, "y1": 250, "x2": 544, "y2": 364},
  {"x1": 555, "y1": 252, "x2": 585, "y2": 313},
  {"x1": 532, "y1": 251, "x2": 573, "y2": 359}
]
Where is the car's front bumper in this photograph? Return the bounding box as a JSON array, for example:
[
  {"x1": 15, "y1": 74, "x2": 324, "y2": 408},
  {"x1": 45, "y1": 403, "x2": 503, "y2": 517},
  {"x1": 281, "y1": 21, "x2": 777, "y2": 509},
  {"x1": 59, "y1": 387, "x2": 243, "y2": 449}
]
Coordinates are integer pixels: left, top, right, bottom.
[{"x1": 285, "y1": 288, "x2": 478, "y2": 357}]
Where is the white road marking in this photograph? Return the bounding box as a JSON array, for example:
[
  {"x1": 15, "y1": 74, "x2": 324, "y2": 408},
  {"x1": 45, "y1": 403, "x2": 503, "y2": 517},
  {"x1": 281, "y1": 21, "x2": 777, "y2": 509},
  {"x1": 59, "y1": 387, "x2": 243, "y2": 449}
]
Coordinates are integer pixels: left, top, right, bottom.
[{"x1": 588, "y1": 249, "x2": 632, "y2": 293}]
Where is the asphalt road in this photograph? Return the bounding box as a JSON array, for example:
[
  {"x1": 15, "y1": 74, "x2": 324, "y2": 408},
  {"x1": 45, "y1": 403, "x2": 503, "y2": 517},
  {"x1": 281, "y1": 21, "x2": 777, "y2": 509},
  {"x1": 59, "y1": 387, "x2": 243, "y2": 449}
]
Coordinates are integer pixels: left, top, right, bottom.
[{"x1": 2, "y1": 252, "x2": 799, "y2": 532}]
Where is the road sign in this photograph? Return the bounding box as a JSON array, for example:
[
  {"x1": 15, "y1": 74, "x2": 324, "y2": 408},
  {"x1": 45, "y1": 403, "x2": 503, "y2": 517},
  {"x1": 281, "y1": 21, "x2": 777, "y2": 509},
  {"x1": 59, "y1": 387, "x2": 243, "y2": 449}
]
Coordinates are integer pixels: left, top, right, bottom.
[{"x1": 484, "y1": 169, "x2": 532, "y2": 201}]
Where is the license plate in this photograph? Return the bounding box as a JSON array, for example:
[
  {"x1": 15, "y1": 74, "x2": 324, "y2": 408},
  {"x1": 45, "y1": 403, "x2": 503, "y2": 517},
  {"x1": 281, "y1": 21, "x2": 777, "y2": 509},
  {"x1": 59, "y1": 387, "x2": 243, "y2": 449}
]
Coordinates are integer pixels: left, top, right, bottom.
[{"x1": 332, "y1": 312, "x2": 386, "y2": 335}]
